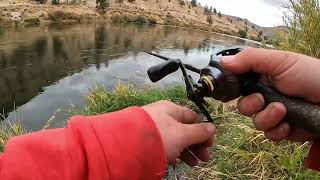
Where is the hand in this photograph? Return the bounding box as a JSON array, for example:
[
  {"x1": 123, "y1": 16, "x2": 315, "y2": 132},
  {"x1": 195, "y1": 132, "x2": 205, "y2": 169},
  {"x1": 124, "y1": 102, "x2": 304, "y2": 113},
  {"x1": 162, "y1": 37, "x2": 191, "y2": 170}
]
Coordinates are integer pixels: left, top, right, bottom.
[
  {"x1": 222, "y1": 48, "x2": 320, "y2": 142},
  {"x1": 142, "y1": 100, "x2": 215, "y2": 166}
]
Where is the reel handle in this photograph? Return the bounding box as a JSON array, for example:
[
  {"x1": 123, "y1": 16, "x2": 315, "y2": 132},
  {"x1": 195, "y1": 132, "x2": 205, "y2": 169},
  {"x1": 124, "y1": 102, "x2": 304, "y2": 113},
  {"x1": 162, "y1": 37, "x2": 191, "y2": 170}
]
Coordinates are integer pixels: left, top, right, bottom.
[{"x1": 147, "y1": 60, "x2": 179, "y2": 82}]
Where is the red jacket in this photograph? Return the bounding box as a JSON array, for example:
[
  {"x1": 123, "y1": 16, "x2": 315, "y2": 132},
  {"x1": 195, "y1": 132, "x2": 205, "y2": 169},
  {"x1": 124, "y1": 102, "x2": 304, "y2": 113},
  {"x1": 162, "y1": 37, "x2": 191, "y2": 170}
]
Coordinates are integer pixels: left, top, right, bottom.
[
  {"x1": 0, "y1": 107, "x2": 166, "y2": 180},
  {"x1": 0, "y1": 106, "x2": 318, "y2": 180},
  {"x1": 305, "y1": 141, "x2": 320, "y2": 171}
]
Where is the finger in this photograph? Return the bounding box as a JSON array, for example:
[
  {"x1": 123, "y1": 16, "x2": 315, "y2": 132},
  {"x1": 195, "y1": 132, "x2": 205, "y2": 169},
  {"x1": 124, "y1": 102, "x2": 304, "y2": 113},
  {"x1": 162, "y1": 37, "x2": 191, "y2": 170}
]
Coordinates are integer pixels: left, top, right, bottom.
[
  {"x1": 179, "y1": 149, "x2": 199, "y2": 166},
  {"x1": 181, "y1": 123, "x2": 215, "y2": 148},
  {"x1": 158, "y1": 100, "x2": 200, "y2": 124},
  {"x1": 264, "y1": 122, "x2": 290, "y2": 141},
  {"x1": 237, "y1": 93, "x2": 265, "y2": 116},
  {"x1": 189, "y1": 144, "x2": 211, "y2": 162},
  {"x1": 203, "y1": 137, "x2": 214, "y2": 147},
  {"x1": 221, "y1": 48, "x2": 299, "y2": 75},
  {"x1": 253, "y1": 102, "x2": 287, "y2": 131}
]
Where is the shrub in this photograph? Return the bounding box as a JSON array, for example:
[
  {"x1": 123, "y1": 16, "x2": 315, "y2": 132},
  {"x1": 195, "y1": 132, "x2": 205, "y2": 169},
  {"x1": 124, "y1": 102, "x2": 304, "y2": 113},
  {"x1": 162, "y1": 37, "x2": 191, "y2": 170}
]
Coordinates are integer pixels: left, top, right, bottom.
[
  {"x1": 34, "y1": 0, "x2": 47, "y2": 3},
  {"x1": 204, "y1": 5, "x2": 209, "y2": 14},
  {"x1": 48, "y1": 10, "x2": 80, "y2": 22},
  {"x1": 191, "y1": 0, "x2": 197, "y2": 7},
  {"x1": 218, "y1": 11, "x2": 222, "y2": 18},
  {"x1": 275, "y1": 0, "x2": 320, "y2": 58},
  {"x1": 24, "y1": 17, "x2": 41, "y2": 25},
  {"x1": 207, "y1": 15, "x2": 213, "y2": 25},
  {"x1": 96, "y1": 0, "x2": 109, "y2": 12},
  {"x1": 178, "y1": 0, "x2": 185, "y2": 6},
  {"x1": 111, "y1": 14, "x2": 157, "y2": 24},
  {"x1": 239, "y1": 29, "x2": 247, "y2": 38},
  {"x1": 51, "y1": 0, "x2": 59, "y2": 5},
  {"x1": 135, "y1": 15, "x2": 148, "y2": 24},
  {"x1": 148, "y1": 16, "x2": 157, "y2": 24}
]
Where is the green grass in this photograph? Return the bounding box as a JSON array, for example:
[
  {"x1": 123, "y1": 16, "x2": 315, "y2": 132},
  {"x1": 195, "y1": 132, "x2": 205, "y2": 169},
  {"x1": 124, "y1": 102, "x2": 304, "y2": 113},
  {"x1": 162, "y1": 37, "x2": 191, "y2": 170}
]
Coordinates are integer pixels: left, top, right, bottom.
[
  {"x1": 0, "y1": 122, "x2": 25, "y2": 152},
  {"x1": 79, "y1": 84, "x2": 189, "y2": 115},
  {"x1": 1, "y1": 84, "x2": 319, "y2": 179}
]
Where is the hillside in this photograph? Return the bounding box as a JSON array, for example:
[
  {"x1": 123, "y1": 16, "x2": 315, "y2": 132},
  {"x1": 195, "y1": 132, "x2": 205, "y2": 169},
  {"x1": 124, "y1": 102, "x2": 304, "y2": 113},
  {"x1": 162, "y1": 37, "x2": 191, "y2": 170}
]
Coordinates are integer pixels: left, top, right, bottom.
[
  {"x1": 0, "y1": 0, "x2": 276, "y2": 40},
  {"x1": 224, "y1": 14, "x2": 279, "y2": 38}
]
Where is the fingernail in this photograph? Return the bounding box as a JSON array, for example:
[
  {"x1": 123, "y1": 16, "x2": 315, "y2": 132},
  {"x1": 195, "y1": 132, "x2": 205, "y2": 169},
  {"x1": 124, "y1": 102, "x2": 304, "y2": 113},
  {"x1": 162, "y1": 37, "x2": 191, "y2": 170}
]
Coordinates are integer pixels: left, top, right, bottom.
[
  {"x1": 205, "y1": 123, "x2": 216, "y2": 134},
  {"x1": 221, "y1": 56, "x2": 235, "y2": 64},
  {"x1": 270, "y1": 103, "x2": 284, "y2": 114},
  {"x1": 255, "y1": 93, "x2": 265, "y2": 106}
]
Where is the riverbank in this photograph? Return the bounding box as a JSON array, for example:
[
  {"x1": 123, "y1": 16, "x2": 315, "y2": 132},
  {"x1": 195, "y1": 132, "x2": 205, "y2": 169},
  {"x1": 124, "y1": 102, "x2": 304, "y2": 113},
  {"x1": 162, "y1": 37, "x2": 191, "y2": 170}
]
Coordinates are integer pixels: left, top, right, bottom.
[
  {"x1": 0, "y1": 4, "x2": 99, "y2": 26},
  {"x1": 0, "y1": 0, "x2": 269, "y2": 41},
  {"x1": 1, "y1": 85, "x2": 319, "y2": 179}
]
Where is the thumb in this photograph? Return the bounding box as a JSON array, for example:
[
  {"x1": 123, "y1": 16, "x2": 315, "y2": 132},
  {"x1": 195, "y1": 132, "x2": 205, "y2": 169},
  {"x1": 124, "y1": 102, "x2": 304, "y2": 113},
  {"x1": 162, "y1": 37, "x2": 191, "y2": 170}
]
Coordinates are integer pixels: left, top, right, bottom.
[
  {"x1": 181, "y1": 123, "x2": 215, "y2": 148},
  {"x1": 221, "y1": 48, "x2": 299, "y2": 76}
]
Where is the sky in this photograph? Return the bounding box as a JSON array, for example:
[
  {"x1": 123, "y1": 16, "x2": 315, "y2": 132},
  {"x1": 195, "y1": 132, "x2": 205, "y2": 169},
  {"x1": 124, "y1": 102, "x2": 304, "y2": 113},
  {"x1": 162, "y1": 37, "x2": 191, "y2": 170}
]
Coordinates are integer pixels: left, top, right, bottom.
[{"x1": 198, "y1": 0, "x2": 288, "y2": 27}]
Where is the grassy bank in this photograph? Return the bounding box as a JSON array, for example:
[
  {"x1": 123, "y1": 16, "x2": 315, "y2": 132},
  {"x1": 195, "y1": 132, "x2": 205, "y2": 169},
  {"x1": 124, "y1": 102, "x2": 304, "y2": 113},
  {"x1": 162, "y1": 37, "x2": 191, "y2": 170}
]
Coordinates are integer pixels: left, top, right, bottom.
[{"x1": 1, "y1": 84, "x2": 319, "y2": 179}]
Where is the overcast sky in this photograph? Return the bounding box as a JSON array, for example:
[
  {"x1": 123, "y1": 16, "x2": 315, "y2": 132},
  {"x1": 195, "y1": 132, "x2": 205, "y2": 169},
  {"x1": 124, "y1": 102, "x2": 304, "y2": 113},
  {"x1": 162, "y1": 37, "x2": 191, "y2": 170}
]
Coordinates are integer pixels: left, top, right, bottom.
[{"x1": 198, "y1": 0, "x2": 288, "y2": 27}]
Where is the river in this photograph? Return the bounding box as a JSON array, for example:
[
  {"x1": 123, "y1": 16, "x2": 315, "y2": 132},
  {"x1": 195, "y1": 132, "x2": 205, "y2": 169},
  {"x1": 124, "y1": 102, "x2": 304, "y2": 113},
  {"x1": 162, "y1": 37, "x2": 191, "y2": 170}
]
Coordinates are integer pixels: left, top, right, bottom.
[{"x1": 0, "y1": 23, "x2": 260, "y2": 130}]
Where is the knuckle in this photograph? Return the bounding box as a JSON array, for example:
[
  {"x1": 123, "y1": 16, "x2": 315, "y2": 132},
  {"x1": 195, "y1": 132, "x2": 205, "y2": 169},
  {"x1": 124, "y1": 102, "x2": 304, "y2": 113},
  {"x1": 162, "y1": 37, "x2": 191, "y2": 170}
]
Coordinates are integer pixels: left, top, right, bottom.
[
  {"x1": 242, "y1": 47, "x2": 255, "y2": 55},
  {"x1": 280, "y1": 50, "x2": 295, "y2": 62},
  {"x1": 239, "y1": 47, "x2": 256, "y2": 59},
  {"x1": 158, "y1": 100, "x2": 172, "y2": 105},
  {"x1": 237, "y1": 96, "x2": 258, "y2": 116}
]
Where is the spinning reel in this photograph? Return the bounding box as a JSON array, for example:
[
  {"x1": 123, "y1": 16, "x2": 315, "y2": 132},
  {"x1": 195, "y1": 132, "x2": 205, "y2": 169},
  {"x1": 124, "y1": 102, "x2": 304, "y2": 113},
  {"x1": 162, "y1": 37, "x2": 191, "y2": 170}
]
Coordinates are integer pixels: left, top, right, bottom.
[{"x1": 142, "y1": 47, "x2": 259, "y2": 123}]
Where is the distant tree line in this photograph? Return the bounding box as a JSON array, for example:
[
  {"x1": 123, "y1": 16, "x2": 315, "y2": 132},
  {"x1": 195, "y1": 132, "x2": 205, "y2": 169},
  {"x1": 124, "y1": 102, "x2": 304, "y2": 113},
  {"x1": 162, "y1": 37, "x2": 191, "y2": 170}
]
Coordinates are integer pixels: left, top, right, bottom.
[
  {"x1": 203, "y1": 4, "x2": 223, "y2": 24},
  {"x1": 204, "y1": 5, "x2": 218, "y2": 16}
]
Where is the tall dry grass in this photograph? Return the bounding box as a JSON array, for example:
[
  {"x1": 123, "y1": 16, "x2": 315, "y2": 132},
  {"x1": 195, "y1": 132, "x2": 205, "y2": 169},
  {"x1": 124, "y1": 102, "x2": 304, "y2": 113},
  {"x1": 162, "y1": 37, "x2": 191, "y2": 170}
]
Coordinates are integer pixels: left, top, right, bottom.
[{"x1": 276, "y1": 0, "x2": 320, "y2": 58}]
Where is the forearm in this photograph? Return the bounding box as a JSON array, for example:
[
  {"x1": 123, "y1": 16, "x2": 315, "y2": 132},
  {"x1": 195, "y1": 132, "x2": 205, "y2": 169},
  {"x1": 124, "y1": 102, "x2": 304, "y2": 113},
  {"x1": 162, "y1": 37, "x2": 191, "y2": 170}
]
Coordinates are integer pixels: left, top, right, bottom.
[{"x1": 0, "y1": 107, "x2": 166, "y2": 180}]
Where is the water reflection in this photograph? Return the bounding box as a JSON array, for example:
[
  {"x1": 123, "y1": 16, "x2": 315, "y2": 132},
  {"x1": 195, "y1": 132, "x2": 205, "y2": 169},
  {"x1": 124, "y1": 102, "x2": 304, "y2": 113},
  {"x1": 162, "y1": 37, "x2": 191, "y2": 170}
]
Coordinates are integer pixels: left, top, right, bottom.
[{"x1": 0, "y1": 23, "x2": 259, "y2": 130}]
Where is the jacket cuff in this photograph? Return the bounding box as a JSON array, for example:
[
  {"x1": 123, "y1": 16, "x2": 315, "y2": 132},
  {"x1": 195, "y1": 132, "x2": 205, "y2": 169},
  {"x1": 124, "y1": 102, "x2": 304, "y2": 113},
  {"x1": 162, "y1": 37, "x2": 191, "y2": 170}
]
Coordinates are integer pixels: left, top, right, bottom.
[{"x1": 305, "y1": 141, "x2": 320, "y2": 171}]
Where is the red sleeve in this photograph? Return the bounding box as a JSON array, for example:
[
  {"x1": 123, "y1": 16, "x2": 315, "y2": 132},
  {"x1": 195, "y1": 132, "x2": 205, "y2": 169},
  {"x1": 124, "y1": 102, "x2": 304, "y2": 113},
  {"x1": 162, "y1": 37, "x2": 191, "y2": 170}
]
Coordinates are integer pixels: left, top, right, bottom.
[
  {"x1": 0, "y1": 107, "x2": 166, "y2": 180},
  {"x1": 305, "y1": 141, "x2": 320, "y2": 171}
]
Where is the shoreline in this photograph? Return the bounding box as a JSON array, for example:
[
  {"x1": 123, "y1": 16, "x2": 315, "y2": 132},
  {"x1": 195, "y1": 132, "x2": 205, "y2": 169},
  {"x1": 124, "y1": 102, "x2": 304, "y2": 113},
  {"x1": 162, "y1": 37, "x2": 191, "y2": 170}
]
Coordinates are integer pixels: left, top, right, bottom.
[{"x1": 0, "y1": 3, "x2": 264, "y2": 41}]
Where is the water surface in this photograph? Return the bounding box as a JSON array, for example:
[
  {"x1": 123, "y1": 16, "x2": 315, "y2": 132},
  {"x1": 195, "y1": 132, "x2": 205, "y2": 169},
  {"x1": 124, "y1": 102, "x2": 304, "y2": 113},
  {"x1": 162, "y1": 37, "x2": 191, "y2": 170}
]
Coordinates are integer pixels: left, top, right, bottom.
[{"x1": 0, "y1": 23, "x2": 259, "y2": 130}]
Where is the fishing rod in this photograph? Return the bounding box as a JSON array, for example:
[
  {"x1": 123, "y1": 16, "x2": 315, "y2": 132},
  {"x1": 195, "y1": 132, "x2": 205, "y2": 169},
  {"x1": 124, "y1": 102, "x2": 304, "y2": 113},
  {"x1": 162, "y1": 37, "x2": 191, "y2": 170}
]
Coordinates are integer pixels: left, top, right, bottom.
[{"x1": 142, "y1": 47, "x2": 320, "y2": 137}]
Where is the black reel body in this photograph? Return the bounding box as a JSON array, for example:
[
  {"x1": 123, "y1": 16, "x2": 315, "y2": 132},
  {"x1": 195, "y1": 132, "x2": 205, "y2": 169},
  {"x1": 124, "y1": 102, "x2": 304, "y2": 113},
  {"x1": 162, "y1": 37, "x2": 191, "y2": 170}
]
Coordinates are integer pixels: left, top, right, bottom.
[
  {"x1": 198, "y1": 47, "x2": 260, "y2": 101},
  {"x1": 143, "y1": 48, "x2": 320, "y2": 137},
  {"x1": 199, "y1": 53, "x2": 242, "y2": 101}
]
